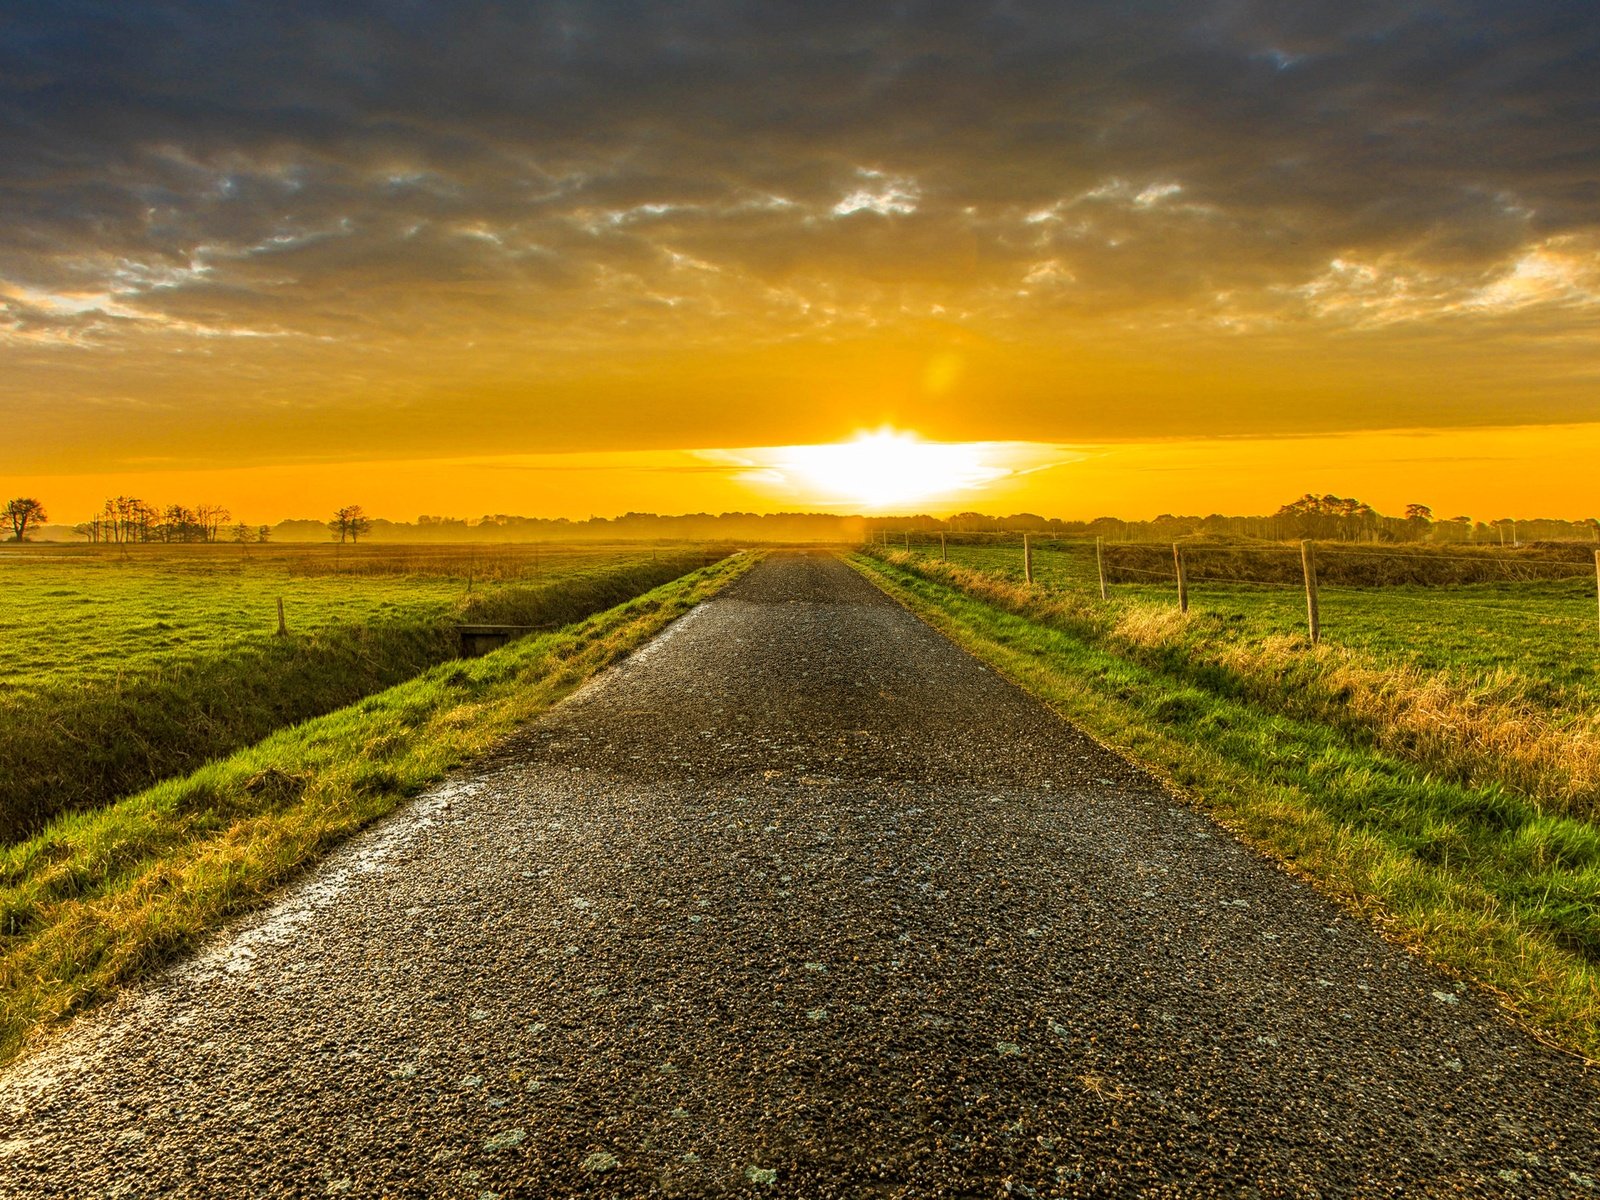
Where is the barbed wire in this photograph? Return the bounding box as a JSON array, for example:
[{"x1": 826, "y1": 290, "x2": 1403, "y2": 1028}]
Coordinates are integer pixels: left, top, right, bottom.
[
  {"x1": 1105, "y1": 564, "x2": 1178, "y2": 580},
  {"x1": 1177, "y1": 576, "x2": 1303, "y2": 590},
  {"x1": 935, "y1": 549, "x2": 1590, "y2": 581}
]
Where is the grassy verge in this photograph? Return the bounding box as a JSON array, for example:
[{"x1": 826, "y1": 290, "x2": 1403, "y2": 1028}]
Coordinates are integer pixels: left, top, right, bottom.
[
  {"x1": 910, "y1": 541, "x2": 1600, "y2": 708},
  {"x1": 1, "y1": 554, "x2": 709, "y2": 840},
  {"x1": 851, "y1": 551, "x2": 1600, "y2": 1062},
  {"x1": 0, "y1": 552, "x2": 755, "y2": 1065}
]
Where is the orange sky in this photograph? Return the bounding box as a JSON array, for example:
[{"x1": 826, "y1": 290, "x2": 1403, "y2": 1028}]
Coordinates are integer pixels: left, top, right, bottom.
[
  {"x1": 2, "y1": 5, "x2": 1598, "y2": 524},
  {"x1": 11, "y1": 423, "x2": 1599, "y2": 526}
]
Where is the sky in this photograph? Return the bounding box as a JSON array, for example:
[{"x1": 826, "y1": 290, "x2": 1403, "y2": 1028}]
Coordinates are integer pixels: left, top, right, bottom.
[{"x1": 2, "y1": 2, "x2": 1597, "y2": 522}]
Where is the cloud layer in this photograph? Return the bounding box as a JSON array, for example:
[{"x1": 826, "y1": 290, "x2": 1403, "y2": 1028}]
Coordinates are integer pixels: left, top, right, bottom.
[{"x1": 2, "y1": 1, "x2": 1597, "y2": 469}]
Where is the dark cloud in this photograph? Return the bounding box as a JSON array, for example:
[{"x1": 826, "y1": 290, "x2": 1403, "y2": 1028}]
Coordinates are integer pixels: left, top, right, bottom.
[{"x1": 1, "y1": 1, "x2": 1597, "y2": 464}]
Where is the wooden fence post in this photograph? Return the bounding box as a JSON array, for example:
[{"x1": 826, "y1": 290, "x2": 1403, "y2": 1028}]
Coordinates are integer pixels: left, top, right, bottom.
[
  {"x1": 1173, "y1": 544, "x2": 1188, "y2": 612},
  {"x1": 276, "y1": 596, "x2": 287, "y2": 637},
  {"x1": 1302, "y1": 540, "x2": 1321, "y2": 645},
  {"x1": 904, "y1": 531, "x2": 910, "y2": 551},
  {"x1": 1095, "y1": 536, "x2": 1108, "y2": 601},
  {"x1": 1593, "y1": 549, "x2": 1599, "y2": 641},
  {"x1": 940, "y1": 532, "x2": 947, "y2": 561},
  {"x1": 1024, "y1": 533, "x2": 1034, "y2": 584}
]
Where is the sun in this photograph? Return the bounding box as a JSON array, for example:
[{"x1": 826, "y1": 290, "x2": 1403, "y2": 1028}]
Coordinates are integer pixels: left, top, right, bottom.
[{"x1": 765, "y1": 429, "x2": 1010, "y2": 509}]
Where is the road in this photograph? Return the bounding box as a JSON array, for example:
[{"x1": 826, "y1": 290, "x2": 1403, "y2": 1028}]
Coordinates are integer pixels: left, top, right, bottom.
[{"x1": 2, "y1": 554, "x2": 1596, "y2": 1198}]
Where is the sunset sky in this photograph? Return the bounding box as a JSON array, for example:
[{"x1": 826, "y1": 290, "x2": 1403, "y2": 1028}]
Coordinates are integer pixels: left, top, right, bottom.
[{"x1": 2, "y1": 3, "x2": 1597, "y2": 522}]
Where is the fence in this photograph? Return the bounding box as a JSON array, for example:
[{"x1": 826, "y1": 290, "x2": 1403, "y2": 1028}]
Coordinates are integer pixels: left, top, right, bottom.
[{"x1": 873, "y1": 532, "x2": 1600, "y2": 654}]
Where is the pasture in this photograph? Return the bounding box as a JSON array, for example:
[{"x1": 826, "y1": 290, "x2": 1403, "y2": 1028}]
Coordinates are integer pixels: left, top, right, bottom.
[
  {"x1": 0, "y1": 541, "x2": 721, "y2": 839},
  {"x1": 896, "y1": 538, "x2": 1600, "y2": 707}
]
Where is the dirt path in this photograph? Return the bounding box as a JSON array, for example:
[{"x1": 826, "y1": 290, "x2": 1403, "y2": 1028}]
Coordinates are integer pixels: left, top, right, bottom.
[{"x1": 2, "y1": 554, "x2": 1595, "y2": 1197}]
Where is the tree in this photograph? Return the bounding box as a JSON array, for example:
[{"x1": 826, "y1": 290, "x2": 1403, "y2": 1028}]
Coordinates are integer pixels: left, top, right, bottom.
[
  {"x1": 231, "y1": 522, "x2": 254, "y2": 544},
  {"x1": 160, "y1": 504, "x2": 199, "y2": 543},
  {"x1": 1403, "y1": 503, "x2": 1433, "y2": 523},
  {"x1": 257, "y1": 524, "x2": 272, "y2": 544},
  {"x1": 1274, "y1": 494, "x2": 1378, "y2": 541},
  {"x1": 4, "y1": 498, "x2": 46, "y2": 541},
  {"x1": 196, "y1": 504, "x2": 231, "y2": 543},
  {"x1": 102, "y1": 496, "x2": 155, "y2": 543},
  {"x1": 328, "y1": 505, "x2": 372, "y2": 543}
]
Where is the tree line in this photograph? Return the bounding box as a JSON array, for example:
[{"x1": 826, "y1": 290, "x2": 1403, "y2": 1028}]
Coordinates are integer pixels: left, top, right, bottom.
[
  {"x1": 5, "y1": 493, "x2": 1598, "y2": 545},
  {"x1": 69, "y1": 497, "x2": 269, "y2": 544},
  {"x1": 914, "y1": 496, "x2": 1600, "y2": 545}
]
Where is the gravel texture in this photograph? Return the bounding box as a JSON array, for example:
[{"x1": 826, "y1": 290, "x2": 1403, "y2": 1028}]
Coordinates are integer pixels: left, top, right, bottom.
[{"x1": 2, "y1": 553, "x2": 1597, "y2": 1198}]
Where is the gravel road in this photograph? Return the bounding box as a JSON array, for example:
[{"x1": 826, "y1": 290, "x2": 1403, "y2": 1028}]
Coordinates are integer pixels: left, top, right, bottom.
[{"x1": 3, "y1": 554, "x2": 1596, "y2": 1198}]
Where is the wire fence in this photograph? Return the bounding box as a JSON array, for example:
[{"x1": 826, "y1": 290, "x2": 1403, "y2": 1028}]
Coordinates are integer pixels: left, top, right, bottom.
[{"x1": 870, "y1": 531, "x2": 1600, "y2": 662}]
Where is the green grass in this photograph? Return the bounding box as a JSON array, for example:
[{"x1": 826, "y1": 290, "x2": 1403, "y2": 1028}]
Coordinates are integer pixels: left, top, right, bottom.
[
  {"x1": 0, "y1": 543, "x2": 721, "y2": 839},
  {"x1": 908, "y1": 541, "x2": 1600, "y2": 706},
  {"x1": 0, "y1": 542, "x2": 703, "y2": 694},
  {"x1": 852, "y1": 550, "x2": 1600, "y2": 1061},
  {"x1": 0, "y1": 551, "x2": 756, "y2": 1064}
]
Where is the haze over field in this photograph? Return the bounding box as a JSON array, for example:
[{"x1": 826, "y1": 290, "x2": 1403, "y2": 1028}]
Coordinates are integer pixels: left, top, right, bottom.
[{"x1": 3, "y1": 3, "x2": 1597, "y2": 519}]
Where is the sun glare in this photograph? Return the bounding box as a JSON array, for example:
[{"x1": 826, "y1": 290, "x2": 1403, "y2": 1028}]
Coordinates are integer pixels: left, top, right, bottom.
[{"x1": 766, "y1": 430, "x2": 1010, "y2": 509}]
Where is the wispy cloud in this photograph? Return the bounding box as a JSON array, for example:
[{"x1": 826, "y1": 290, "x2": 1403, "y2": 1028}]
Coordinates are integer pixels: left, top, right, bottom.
[{"x1": 0, "y1": 2, "x2": 1597, "y2": 471}]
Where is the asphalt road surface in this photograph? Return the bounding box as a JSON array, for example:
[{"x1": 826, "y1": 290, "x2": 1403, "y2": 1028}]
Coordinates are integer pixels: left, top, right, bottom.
[{"x1": 3, "y1": 554, "x2": 1597, "y2": 1198}]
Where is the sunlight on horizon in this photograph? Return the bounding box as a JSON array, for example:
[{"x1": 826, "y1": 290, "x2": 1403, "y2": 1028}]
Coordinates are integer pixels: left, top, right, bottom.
[{"x1": 717, "y1": 429, "x2": 1061, "y2": 511}]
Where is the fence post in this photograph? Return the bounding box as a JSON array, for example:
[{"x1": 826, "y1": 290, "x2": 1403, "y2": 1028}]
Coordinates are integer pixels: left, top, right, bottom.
[
  {"x1": 940, "y1": 532, "x2": 947, "y2": 562},
  {"x1": 904, "y1": 531, "x2": 910, "y2": 551},
  {"x1": 1024, "y1": 533, "x2": 1034, "y2": 584},
  {"x1": 1302, "y1": 540, "x2": 1321, "y2": 645},
  {"x1": 1593, "y1": 549, "x2": 1599, "y2": 641},
  {"x1": 1095, "y1": 536, "x2": 1108, "y2": 601},
  {"x1": 1173, "y1": 544, "x2": 1188, "y2": 612},
  {"x1": 276, "y1": 596, "x2": 287, "y2": 637}
]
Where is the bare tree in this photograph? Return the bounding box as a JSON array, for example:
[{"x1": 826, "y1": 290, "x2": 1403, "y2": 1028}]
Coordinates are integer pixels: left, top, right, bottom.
[
  {"x1": 231, "y1": 521, "x2": 254, "y2": 545},
  {"x1": 4, "y1": 498, "x2": 46, "y2": 541},
  {"x1": 257, "y1": 524, "x2": 272, "y2": 544},
  {"x1": 103, "y1": 495, "x2": 156, "y2": 544},
  {"x1": 160, "y1": 504, "x2": 198, "y2": 543},
  {"x1": 328, "y1": 505, "x2": 372, "y2": 544},
  {"x1": 196, "y1": 504, "x2": 231, "y2": 543}
]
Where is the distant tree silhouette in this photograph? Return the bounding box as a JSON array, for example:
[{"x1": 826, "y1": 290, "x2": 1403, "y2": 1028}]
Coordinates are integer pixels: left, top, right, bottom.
[
  {"x1": 196, "y1": 504, "x2": 231, "y2": 543},
  {"x1": 328, "y1": 505, "x2": 372, "y2": 543},
  {"x1": 4, "y1": 498, "x2": 46, "y2": 541},
  {"x1": 100, "y1": 496, "x2": 156, "y2": 543},
  {"x1": 1275, "y1": 494, "x2": 1378, "y2": 540}
]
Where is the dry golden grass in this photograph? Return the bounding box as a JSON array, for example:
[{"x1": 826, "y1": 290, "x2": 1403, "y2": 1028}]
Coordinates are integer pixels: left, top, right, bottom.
[
  {"x1": 855, "y1": 551, "x2": 1600, "y2": 1061},
  {"x1": 880, "y1": 549, "x2": 1600, "y2": 819}
]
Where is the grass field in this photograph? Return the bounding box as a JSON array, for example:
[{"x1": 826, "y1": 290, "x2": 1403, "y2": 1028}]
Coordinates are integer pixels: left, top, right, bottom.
[
  {"x1": 854, "y1": 548, "x2": 1600, "y2": 1060},
  {"x1": 0, "y1": 552, "x2": 756, "y2": 1063},
  {"x1": 0, "y1": 542, "x2": 711, "y2": 694},
  {"x1": 0, "y1": 542, "x2": 724, "y2": 839},
  {"x1": 900, "y1": 539, "x2": 1600, "y2": 707}
]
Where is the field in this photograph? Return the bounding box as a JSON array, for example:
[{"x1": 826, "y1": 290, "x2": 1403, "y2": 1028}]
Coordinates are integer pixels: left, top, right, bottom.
[
  {"x1": 855, "y1": 546, "x2": 1600, "y2": 1058},
  {"x1": 0, "y1": 542, "x2": 710, "y2": 694},
  {"x1": 0, "y1": 541, "x2": 725, "y2": 839},
  {"x1": 898, "y1": 538, "x2": 1600, "y2": 705},
  {"x1": 0, "y1": 552, "x2": 756, "y2": 1062}
]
